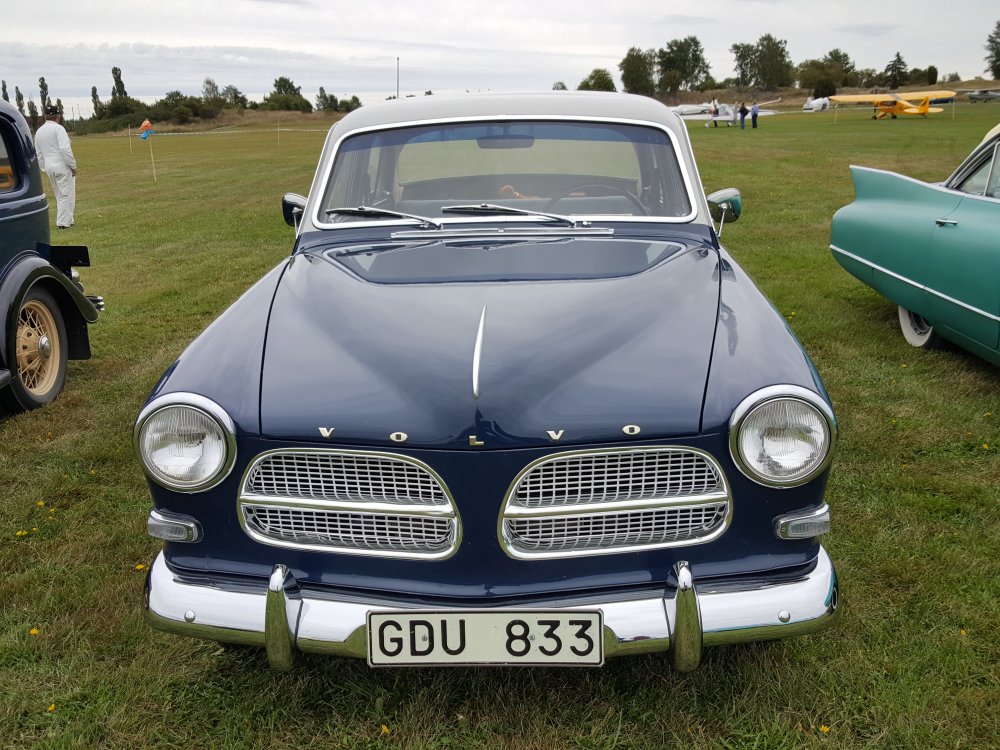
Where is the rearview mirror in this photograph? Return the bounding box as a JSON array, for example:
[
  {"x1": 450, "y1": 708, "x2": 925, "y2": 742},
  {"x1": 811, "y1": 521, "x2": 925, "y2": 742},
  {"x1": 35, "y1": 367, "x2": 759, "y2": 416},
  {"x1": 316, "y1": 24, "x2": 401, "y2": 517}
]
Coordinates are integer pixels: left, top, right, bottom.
[
  {"x1": 282, "y1": 193, "x2": 306, "y2": 228},
  {"x1": 707, "y1": 188, "x2": 742, "y2": 225}
]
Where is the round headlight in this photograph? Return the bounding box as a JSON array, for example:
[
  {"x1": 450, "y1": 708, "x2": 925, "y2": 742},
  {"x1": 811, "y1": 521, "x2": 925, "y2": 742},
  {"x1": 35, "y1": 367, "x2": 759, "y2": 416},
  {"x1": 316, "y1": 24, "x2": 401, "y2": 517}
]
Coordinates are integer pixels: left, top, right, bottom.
[
  {"x1": 135, "y1": 395, "x2": 236, "y2": 492},
  {"x1": 730, "y1": 386, "x2": 836, "y2": 487}
]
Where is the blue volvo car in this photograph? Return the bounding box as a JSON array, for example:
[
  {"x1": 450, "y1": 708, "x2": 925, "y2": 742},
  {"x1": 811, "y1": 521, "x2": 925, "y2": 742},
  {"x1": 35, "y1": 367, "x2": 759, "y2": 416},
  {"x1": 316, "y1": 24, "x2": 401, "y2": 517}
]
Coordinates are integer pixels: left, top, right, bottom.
[{"x1": 136, "y1": 92, "x2": 839, "y2": 670}]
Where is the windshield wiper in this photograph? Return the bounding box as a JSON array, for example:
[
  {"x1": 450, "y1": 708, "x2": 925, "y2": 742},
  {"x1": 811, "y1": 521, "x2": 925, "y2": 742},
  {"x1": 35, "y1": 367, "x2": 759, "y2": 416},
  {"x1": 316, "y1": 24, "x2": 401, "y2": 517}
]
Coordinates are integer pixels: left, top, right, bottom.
[
  {"x1": 441, "y1": 203, "x2": 580, "y2": 227},
  {"x1": 326, "y1": 205, "x2": 442, "y2": 229}
]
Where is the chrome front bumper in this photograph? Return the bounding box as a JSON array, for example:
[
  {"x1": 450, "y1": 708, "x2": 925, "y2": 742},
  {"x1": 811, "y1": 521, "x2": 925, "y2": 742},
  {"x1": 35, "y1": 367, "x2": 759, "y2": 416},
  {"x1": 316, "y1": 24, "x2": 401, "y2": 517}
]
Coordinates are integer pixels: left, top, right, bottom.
[{"x1": 144, "y1": 547, "x2": 839, "y2": 671}]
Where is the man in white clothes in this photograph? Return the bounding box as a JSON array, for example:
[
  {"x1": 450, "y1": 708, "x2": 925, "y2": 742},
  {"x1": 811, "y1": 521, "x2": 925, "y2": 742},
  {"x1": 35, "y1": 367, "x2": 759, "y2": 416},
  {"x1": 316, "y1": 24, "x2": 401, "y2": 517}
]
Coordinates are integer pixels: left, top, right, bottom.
[{"x1": 34, "y1": 105, "x2": 77, "y2": 228}]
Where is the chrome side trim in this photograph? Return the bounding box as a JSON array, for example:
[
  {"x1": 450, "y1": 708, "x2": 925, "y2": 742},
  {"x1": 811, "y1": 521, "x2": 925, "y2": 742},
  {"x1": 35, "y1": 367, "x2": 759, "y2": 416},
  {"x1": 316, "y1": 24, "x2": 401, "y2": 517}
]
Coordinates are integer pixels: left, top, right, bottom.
[
  {"x1": 144, "y1": 547, "x2": 840, "y2": 668},
  {"x1": 830, "y1": 244, "x2": 1000, "y2": 323},
  {"x1": 472, "y1": 305, "x2": 486, "y2": 400}
]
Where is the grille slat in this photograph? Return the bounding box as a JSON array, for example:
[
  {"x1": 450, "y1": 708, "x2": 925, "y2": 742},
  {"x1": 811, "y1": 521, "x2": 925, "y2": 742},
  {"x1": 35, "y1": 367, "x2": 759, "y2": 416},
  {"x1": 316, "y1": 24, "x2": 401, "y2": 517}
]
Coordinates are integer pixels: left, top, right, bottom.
[
  {"x1": 502, "y1": 448, "x2": 730, "y2": 558},
  {"x1": 513, "y1": 450, "x2": 722, "y2": 508},
  {"x1": 240, "y1": 450, "x2": 457, "y2": 558}
]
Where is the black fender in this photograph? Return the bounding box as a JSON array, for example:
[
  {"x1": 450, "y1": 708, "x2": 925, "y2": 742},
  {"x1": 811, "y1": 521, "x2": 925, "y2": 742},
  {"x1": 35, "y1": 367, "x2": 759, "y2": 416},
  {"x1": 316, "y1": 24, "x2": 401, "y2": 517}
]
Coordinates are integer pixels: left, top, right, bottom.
[{"x1": 0, "y1": 251, "x2": 100, "y2": 371}]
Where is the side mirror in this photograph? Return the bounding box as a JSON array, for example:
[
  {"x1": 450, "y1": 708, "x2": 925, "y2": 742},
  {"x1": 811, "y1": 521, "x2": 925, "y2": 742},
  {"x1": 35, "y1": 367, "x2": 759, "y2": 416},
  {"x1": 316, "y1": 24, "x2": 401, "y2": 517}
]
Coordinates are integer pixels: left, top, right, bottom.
[
  {"x1": 282, "y1": 193, "x2": 306, "y2": 228},
  {"x1": 707, "y1": 188, "x2": 742, "y2": 226}
]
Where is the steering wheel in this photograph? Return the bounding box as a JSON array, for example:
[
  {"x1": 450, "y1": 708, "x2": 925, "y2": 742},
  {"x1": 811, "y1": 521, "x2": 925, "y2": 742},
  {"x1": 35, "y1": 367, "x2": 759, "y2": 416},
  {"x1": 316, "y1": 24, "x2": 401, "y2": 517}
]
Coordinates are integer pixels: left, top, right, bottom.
[{"x1": 543, "y1": 183, "x2": 648, "y2": 215}]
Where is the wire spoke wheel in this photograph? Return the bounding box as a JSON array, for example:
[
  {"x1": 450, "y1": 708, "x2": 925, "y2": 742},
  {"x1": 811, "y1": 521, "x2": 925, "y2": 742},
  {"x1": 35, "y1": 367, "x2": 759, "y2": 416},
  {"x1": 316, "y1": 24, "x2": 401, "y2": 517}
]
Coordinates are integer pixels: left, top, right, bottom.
[
  {"x1": 2, "y1": 287, "x2": 68, "y2": 412},
  {"x1": 16, "y1": 299, "x2": 61, "y2": 394}
]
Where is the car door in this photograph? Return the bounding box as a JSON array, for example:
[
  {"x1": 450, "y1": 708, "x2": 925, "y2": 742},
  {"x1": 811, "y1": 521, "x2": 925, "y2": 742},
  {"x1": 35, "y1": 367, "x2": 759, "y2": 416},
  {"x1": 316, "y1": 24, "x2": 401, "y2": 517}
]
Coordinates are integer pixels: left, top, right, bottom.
[{"x1": 925, "y1": 141, "x2": 1000, "y2": 352}]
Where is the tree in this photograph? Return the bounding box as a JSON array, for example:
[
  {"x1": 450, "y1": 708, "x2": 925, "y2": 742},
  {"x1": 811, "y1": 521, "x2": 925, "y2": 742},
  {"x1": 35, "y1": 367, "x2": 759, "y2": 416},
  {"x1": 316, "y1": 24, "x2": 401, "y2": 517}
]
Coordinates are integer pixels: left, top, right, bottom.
[
  {"x1": 909, "y1": 67, "x2": 926, "y2": 85},
  {"x1": 944, "y1": 71, "x2": 961, "y2": 83},
  {"x1": 619, "y1": 47, "x2": 656, "y2": 95},
  {"x1": 884, "y1": 52, "x2": 908, "y2": 89},
  {"x1": 221, "y1": 85, "x2": 247, "y2": 109},
  {"x1": 986, "y1": 20, "x2": 1000, "y2": 78},
  {"x1": 855, "y1": 68, "x2": 879, "y2": 88},
  {"x1": 822, "y1": 49, "x2": 855, "y2": 85},
  {"x1": 26, "y1": 98, "x2": 38, "y2": 130},
  {"x1": 755, "y1": 34, "x2": 794, "y2": 88},
  {"x1": 577, "y1": 68, "x2": 617, "y2": 92},
  {"x1": 1, "y1": 80, "x2": 7, "y2": 102},
  {"x1": 55, "y1": 98, "x2": 63, "y2": 116},
  {"x1": 657, "y1": 37, "x2": 710, "y2": 92},
  {"x1": 552, "y1": 81, "x2": 567, "y2": 91},
  {"x1": 38, "y1": 76, "x2": 50, "y2": 109},
  {"x1": 730, "y1": 43, "x2": 757, "y2": 87},
  {"x1": 926, "y1": 65, "x2": 938, "y2": 85},
  {"x1": 315, "y1": 86, "x2": 338, "y2": 111},
  {"x1": 263, "y1": 76, "x2": 312, "y2": 111},
  {"x1": 14, "y1": 86, "x2": 24, "y2": 115},
  {"x1": 341, "y1": 95, "x2": 362, "y2": 112},
  {"x1": 111, "y1": 66, "x2": 127, "y2": 99},
  {"x1": 202, "y1": 77, "x2": 221, "y2": 101},
  {"x1": 271, "y1": 77, "x2": 301, "y2": 96},
  {"x1": 90, "y1": 86, "x2": 103, "y2": 118}
]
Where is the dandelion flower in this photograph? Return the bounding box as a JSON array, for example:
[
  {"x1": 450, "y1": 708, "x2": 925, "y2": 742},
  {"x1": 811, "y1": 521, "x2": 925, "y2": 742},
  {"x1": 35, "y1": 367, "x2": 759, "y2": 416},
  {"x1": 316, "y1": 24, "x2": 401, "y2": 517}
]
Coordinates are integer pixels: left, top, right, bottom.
[
  {"x1": 381, "y1": 725, "x2": 391, "y2": 735},
  {"x1": 16, "y1": 530, "x2": 28, "y2": 537},
  {"x1": 135, "y1": 563, "x2": 146, "y2": 571},
  {"x1": 960, "y1": 628, "x2": 967, "y2": 636},
  {"x1": 47, "y1": 704, "x2": 56, "y2": 713},
  {"x1": 983, "y1": 443, "x2": 990, "y2": 450},
  {"x1": 37, "y1": 500, "x2": 45, "y2": 507},
  {"x1": 29, "y1": 628, "x2": 40, "y2": 636},
  {"x1": 819, "y1": 725, "x2": 830, "y2": 734}
]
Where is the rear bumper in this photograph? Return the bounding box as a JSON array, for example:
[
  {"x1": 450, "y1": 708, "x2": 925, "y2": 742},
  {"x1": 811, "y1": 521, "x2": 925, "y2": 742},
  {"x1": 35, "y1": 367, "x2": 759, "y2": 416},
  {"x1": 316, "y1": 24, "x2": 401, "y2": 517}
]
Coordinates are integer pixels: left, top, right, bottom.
[{"x1": 145, "y1": 546, "x2": 840, "y2": 670}]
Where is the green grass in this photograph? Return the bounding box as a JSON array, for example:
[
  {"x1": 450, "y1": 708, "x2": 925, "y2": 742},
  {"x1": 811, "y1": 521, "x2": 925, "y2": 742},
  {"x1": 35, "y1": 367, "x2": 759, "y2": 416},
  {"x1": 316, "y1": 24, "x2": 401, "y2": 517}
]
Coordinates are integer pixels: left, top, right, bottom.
[{"x1": 2, "y1": 106, "x2": 999, "y2": 749}]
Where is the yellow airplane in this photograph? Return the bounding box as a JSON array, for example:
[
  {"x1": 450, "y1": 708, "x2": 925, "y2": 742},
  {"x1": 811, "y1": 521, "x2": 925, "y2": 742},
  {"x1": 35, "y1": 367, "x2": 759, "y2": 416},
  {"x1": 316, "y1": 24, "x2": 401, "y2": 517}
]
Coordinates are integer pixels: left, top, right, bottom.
[{"x1": 829, "y1": 90, "x2": 957, "y2": 119}]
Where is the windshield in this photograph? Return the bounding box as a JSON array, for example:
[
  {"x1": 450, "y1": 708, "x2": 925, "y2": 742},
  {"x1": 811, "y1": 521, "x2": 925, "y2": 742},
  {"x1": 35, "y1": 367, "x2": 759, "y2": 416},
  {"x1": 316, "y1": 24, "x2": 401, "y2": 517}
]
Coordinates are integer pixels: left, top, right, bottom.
[{"x1": 319, "y1": 120, "x2": 694, "y2": 224}]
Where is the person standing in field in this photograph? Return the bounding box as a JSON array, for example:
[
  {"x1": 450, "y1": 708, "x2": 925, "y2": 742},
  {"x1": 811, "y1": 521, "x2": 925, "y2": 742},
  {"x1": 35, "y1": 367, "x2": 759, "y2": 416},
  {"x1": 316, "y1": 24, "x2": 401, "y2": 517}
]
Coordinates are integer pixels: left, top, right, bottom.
[
  {"x1": 751, "y1": 101, "x2": 760, "y2": 129},
  {"x1": 739, "y1": 102, "x2": 749, "y2": 129},
  {"x1": 34, "y1": 105, "x2": 77, "y2": 228}
]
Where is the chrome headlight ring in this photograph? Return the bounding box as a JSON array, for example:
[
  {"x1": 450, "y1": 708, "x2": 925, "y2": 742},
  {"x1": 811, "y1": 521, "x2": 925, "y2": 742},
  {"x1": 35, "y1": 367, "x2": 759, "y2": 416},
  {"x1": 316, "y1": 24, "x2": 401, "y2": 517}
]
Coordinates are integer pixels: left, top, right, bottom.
[
  {"x1": 133, "y1": 392, "x2": 237, "y2": 493},
  {"x1": 728, "y1": 385, "x2": 837, "y2": 488}
]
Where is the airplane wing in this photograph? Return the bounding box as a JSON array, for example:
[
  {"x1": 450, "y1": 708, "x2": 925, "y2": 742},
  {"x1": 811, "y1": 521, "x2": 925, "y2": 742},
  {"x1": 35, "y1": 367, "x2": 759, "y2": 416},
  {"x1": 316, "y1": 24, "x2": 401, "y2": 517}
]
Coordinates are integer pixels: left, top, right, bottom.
[{"x1": 830, "y1": 90, "x2": 956, "y2": 104}]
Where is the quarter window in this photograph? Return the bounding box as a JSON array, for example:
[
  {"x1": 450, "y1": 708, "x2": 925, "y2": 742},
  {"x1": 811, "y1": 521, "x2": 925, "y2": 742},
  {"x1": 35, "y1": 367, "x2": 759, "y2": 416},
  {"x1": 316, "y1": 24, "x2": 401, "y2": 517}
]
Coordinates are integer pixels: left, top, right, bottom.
[
  {"x1": 0, "y1": 126, "x2": 18, "y2": 193},
  {"x1": 954, "y1": 142, "x2": 998, "y2": 199}
]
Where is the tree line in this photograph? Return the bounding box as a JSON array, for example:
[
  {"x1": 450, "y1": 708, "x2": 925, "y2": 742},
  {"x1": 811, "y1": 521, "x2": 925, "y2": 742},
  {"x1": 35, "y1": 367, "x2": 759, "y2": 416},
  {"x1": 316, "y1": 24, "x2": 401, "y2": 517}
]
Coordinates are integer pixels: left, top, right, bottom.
[
  {"x1": 561, "y1": 21, "x2": 1000, "y2": 97},
  {"x1": 1, "y1": 69, "x2": 363, "y2": 134}
]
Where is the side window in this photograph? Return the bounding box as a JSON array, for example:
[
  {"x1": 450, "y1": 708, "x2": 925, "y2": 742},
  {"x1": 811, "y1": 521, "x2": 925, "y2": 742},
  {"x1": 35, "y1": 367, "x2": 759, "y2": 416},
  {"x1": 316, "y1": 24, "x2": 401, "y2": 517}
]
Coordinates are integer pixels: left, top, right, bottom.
[
  {"x1": 955, "y1": 143, "x2": 998, "y2": 198},
  {"x1": 986, "y1": 145, "x2": 1000, "y2": 199},
  {"x1": 0, "y1": 125, "x2": 19, "y2": 193}
]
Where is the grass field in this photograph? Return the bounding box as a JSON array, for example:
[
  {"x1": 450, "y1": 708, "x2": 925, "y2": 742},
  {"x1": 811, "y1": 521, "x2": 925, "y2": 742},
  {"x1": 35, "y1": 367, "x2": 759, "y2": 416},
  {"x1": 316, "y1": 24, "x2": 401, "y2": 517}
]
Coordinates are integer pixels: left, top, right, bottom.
[{"x1": 1, "y1": 104, "x2": 998, "y2": 749}]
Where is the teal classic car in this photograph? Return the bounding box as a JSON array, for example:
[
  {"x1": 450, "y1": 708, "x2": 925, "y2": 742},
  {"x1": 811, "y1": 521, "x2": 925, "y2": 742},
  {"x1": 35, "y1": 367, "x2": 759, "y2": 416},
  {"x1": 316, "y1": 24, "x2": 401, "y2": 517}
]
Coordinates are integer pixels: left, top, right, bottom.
[{"x1": 830, "y1": 123, "x2": 1000, "y2": 366}]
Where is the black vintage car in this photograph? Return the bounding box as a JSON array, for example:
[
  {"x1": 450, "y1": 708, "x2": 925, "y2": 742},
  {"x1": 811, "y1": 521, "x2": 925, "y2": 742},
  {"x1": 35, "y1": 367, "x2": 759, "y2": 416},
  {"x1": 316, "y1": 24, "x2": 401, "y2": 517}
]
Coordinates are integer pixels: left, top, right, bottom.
[
  {"x1": 0, "y1": 100, "x2": 101, "y2": 412},
  {"x1": 137, "y1": 93, "x2": 839, "y2": 671}
]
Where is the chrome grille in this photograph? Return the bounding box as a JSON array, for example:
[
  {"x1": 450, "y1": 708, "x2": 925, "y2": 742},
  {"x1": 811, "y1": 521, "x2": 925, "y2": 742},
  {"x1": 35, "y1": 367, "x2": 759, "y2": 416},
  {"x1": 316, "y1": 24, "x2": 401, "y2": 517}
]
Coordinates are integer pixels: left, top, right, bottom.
[
  {"x1": 244, "y1": 451, "x2": 448, "y2": 505},
  {"x1": 507, "y1": 504, "x2": 728, "y2": 552},
  {"x1": 242, "y1": 505, "x2": 454, "y2": 553},
  {"x1": 501, "y1": 447, "x2": 730, "y2": 559},
  {"x1": 512, "y1": 449, "x2": 722, "y2": 508},
  {"x1": 239, "y1": 449, "x2": 458, "y2": 559}
]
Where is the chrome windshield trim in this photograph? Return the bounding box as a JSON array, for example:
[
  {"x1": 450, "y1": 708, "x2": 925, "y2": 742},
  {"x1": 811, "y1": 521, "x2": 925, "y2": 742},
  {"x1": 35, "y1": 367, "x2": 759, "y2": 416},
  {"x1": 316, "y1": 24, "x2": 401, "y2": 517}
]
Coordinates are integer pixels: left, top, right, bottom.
[
  {"x1": 831, "y1": 243, "x2": 1000, "y2": 323},
  {"x1": 390, "y1": 227, "x2": 616, "y2": 239},
  {"x1": 311, "y1": 114, "x2": 700, "y2": 230}
]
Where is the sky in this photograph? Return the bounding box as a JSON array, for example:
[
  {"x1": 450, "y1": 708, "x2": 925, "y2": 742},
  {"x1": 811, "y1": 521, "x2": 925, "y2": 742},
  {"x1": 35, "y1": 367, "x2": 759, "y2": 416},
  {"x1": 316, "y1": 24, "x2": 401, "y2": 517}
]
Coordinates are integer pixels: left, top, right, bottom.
[{"x1": 2, "y1": 0, "x2": 996, "y2": 115}]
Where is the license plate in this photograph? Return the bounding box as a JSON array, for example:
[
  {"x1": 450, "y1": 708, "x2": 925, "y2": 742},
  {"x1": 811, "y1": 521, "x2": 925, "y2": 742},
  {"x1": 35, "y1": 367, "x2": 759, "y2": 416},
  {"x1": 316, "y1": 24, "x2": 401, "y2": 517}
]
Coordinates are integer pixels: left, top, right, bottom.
[{"x1": 367, "y1": 610, "x2": 603, "y2": 666}]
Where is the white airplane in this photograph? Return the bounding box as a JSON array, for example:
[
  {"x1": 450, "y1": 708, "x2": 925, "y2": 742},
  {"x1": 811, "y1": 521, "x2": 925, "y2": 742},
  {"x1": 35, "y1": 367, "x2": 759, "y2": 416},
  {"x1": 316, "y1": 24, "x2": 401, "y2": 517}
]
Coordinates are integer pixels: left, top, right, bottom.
[
  {"x1": 959, "y1": 87, "x2": 1000, "y2": 103},
  {"x1": 803, "y1": 96, "x2": 830, "y2": 111}
]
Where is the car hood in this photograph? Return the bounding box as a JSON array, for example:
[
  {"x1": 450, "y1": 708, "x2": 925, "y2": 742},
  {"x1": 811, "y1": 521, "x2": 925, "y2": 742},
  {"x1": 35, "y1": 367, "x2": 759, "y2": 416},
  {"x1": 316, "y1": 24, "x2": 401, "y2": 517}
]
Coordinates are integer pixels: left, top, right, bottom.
[{"x1": 260, "y1": 239, "x2": 721, "y2": 447}]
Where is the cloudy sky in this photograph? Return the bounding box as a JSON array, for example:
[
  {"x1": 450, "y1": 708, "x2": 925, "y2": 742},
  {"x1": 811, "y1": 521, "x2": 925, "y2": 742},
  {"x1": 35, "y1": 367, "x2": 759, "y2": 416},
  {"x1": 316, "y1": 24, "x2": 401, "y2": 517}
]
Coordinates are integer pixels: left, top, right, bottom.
[{"x1": 2, "y1": 0, "x2": 996, "y2": 111}]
